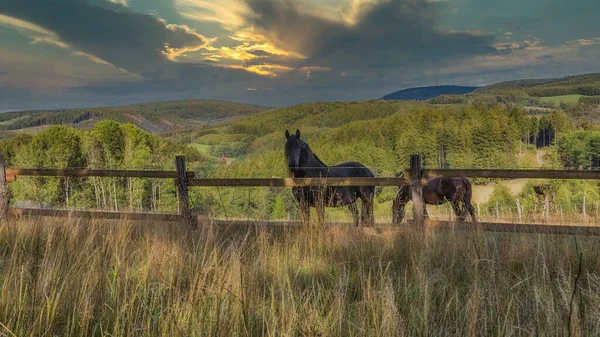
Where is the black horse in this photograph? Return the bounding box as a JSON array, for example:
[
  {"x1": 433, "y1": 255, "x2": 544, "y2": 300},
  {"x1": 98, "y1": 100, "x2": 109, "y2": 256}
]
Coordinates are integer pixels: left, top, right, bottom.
[
  {"x1": 392, "y1": 177, "x2": 477, "y2": 224},
  {"x1": 284, "y1": 129, "x2": 375, "y2": 226}
]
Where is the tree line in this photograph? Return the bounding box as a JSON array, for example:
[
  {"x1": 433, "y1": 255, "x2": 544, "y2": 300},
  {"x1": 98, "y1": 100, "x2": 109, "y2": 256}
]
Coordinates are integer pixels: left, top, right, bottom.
[
  {"x1": 0, "y1": 121, "x2": 211, "y2": 213},
  {"x1": 0, "y1": 100, "x2": 594, "y2": 221}
]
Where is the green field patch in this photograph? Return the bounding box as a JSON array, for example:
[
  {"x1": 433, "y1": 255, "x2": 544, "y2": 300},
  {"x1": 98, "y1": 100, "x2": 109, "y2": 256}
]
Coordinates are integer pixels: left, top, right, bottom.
[
  {"x1": 188, "y1": 143, "x2": 213, "y2": 155},
  {"x1": 539, "y1": 94, "x2": 586, "y2": 105},
  {"x1": 196, "y1": 133, "x2": 252, "y2": 145},
  {"x1": 15, "y1": 125, "x2": 50, "y2": 135},
  {"x1": 0, "y1": 115, "x2": 30, "y2": 126}
]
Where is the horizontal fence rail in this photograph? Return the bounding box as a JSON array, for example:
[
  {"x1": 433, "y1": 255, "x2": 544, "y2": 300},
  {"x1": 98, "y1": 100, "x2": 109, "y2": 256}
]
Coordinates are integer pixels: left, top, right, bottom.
[
  {"x1": 9, "y1": 208, "x2": 181, "y2": 222},
  {"x1": 409, "y1": 169, "x2": 600, "y2": 180},
  {"x1": 4, "y1": 153, "x2": 600, "y2": 238},
  {"x1": 6, "y1": 168, "x2": 195, "y2": 179},
  {"x1": 8, "y1": 208, "x2": 600, "y2": 237},
  {"x1": 188, "y1": 177, "x2": 410, "y2": 187}
]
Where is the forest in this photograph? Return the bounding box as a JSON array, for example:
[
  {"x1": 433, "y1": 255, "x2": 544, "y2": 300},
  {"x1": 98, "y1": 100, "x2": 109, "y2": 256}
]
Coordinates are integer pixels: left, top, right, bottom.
[{"x1": 2, "y1": 99, "x2": 599, "y2": 222}]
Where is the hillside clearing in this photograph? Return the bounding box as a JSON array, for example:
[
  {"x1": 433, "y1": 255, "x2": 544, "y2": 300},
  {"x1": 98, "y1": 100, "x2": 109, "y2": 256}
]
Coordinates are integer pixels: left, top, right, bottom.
[{"x1": 539, "y1": 94, "x2": 586, "y2": 105}]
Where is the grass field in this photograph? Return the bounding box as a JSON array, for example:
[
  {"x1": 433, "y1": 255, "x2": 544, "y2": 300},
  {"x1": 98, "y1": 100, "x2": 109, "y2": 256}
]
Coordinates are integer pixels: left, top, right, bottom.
[
  {"x1": 188, "y1": 142, "x2": 213, "y2": 155},
  {"x1": 1, "y1": 218, "x2": 598, "y2": 336},
  {"x1": 539, "y1": 95, "x2": 586, "y2": 105},
  {"x1": 0, "y1": 115, "x2": 30, "y2": 126}
]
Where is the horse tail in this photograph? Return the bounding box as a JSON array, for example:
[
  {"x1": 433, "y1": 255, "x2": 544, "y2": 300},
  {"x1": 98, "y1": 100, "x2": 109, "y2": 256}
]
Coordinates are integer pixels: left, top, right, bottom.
[
  {"x1": 461, "y1": 178, "x2": 477, "y2": 222},
  {"x1": 462, "y1": 178, "x2": 472, "y2": 202}
]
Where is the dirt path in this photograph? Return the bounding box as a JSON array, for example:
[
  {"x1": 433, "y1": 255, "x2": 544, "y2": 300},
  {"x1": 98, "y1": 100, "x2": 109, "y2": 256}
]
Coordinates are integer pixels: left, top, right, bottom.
[
  {"x1": 537, "y1": 149, "x2": 545, "y2": 166},
  {"x1": 472, "y1": 149, "x2": 546, "y2": 204},
  {"x1": 472, "y1": 179, "x2": 529, "y2": 204}
]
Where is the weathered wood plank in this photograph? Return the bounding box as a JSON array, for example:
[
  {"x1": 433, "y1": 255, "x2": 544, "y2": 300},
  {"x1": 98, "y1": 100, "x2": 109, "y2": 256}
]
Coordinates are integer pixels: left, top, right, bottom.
[
  {"x1": 9, "y1": 207, "x2": 181, "y2": 222},
  {"x1": 8, "y1": 208, "x2": 600, "y2": 237},
  {"x1": 407, "y1": 169, "x2": 600, "y2": 180},
  {"x1": 188, "y1": 177, "x2": 410, "y2": 187},
  {"x1": 175, "y1": 156, "x2": 196, "y2": 229},
  {"x1": 5, "y1": 168, "x2": 195, "y2": 179}
]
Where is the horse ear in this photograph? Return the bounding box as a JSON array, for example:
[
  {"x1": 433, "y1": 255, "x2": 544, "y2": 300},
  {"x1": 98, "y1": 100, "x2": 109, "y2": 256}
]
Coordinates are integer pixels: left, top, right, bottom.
[
  {"x1": 295, "y1": 129, "x2": 301, "y2": 138},
  {"x1": 285, "y1": 130, "x2": 290, "y2": 139}
]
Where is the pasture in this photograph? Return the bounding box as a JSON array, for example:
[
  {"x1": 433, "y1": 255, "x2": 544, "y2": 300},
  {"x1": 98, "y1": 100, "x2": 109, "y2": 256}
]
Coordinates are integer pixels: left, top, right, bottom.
[
  {"x1": 1, "y1": 218, "x2": 598, "y2": 336},
  {"x1": 539, "y1": 95, "x2": 586, "y2": 106}
]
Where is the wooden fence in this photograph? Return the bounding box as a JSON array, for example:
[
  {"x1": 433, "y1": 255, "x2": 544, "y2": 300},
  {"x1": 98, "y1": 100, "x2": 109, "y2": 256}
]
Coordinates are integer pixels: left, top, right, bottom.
[{"x1": 2, "y1": 154, "x2": 600, "y2": 236}]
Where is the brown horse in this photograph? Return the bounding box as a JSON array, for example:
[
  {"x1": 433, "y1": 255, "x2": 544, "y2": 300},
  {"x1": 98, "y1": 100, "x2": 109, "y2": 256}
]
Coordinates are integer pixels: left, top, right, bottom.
[{"x1": 392, "y1": 177, "x2": 477, "y2": 224}]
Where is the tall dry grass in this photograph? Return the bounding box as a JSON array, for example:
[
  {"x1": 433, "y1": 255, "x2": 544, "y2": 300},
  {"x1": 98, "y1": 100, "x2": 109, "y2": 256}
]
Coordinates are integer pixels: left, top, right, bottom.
[{"x1": 1, "y1": 218, "x2": 599, "y2": 336}]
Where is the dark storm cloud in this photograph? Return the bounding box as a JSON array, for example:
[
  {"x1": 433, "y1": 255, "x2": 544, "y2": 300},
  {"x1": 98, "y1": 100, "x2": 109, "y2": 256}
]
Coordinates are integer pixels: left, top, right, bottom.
[
  {"x1": 247, "y1": 50, "x2": 273, "y2": 57},
  {"x1": 0, "y1": 0, "x2": 209, "y2": 78},
  {"x1": 243, "y1": 0, "x2": 497, "y2": 71},
  {"x1": 0, "y1": 72, "x2": 8, "y2": 76}
]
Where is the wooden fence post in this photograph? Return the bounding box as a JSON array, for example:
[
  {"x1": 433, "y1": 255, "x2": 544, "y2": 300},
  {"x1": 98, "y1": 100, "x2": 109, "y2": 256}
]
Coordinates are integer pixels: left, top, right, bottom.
[
  {"x1": 0, "y1": 155, "x2": 7, "y2": 225},
  {"x1": 175, "y1": 156, "x2": 196, "y2": 229},
  {"x1": 410, "y1": 155, "x2": 425, "y2": 228}
]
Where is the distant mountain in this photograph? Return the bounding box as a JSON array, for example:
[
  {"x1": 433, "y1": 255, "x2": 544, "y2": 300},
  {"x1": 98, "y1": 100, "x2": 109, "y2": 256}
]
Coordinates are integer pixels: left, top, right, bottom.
[
  {"x1": 0, "y1": 99, "x2": 271, "y2": 135},
  {"x1": 381, "y1": 85, "x2": 479, "y2": 101},
  {"x1": 474, "y1": 73, "x2": 600, "y2": 97},
  {"x1": 475, "y1": 73, "x2": 600, "y2": 93}
]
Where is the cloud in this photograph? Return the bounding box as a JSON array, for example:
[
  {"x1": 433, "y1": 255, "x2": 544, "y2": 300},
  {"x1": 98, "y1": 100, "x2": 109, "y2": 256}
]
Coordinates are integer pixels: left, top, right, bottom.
[
  {"x1": 426, "y1": 39, "x2": 600, "y2": 86},
  {"x1": 0, "y1": 72, "x2": 7, "y2": 76},
  {"x1": 568, "y1": 37, "x2": 600, "y2": 47},
  {"x1": 107, "y1": 0, "x2": 128, "y2": 6},
  {"x1": 0, "y1": 0, "x2": 211, "y2": 78},
  {"x1": 175, "y1": 0, "x2": 249, "y2": 30},
  {"x1": 495, "y1": 38, "x2": 545, "y2": 53},
  {"x1": 242, "y1": 0, "x2": 497, "y2": 72}
]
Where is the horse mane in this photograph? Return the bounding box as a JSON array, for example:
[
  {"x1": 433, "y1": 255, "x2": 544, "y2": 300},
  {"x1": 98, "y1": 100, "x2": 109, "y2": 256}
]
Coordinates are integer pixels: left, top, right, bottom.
[{"x1": 307, "y1": 144, "x2": 327, "y2": 167}]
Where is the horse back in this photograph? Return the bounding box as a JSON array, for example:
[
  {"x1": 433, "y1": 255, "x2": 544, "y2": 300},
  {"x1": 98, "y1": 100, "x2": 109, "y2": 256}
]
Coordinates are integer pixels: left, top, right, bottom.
[{"x1": 328, "y1": 161, "x2": 375, "y2": 177}]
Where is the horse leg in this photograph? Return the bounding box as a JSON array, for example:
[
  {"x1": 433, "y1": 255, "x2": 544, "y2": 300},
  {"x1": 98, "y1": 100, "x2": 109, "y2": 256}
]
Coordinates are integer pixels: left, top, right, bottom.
[
  {"x1": 392, "y1": 202, "x2": 406, "y2": 225},
  {"x1": 423, "y1": 205, "x2": 430, "y2": 220},
  {"x1": 315, "y1": 188, "x2": 326, "y2": 225},
  {"x1": 451, "y1": 201, "x2": 464, "y2": 222},
  {"x1": 360, "y1": 197, "x2": 374, "y2": 227},
  {"x1": 462, "y1": 179, "x2": 477, "y2": 222},
  {"x1": 465, "y1": 201, "x2": 477, "y2": 222},
  {"x1": 299, "y1": 196, "x2": 310, "y2": 226},
  {"x1": 392, "y1": 187, "x2": 407, "y2": 225},
  {"x1": 458, "y1": 203, "x2": 468, "y2": 222},
  {"x1": 349, "y1": 202, "x2": 359, "y2": 227},
  {"x1": 360, "y1": 187, "x2": 375, "y2": 226}
]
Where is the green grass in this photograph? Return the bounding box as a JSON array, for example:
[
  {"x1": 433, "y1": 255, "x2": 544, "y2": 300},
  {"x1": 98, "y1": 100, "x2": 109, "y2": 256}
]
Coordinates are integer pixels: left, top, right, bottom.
[
  {"x1": 1, "y1": 218, "x2": 598, "y2": 336},
  {"x1": 0, "y1": 115, "x2": 30, "y2": 126},
  {"x1": 2, "y1": 100, "x2": 270, "y2": 134},
  {"x1": 13, "y1": 125, "x2": 50, "y2": 135},
  {"x1": 188, "y1": 143, "x2": 213, "y2": 155},
  {"x1": 539, "y1": 95, "x2": 587, "y2": 105}
]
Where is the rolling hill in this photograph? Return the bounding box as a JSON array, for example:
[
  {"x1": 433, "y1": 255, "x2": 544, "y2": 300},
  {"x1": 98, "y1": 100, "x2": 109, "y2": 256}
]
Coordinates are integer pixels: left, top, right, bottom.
[
  {"x1": 475, "y1": 73, "x2": 600, "y2": 96},
  {"x1": 0, "y1": 99, "x2": 270, "y2": 136},
  {"x1": 381, "y1": 85, "x2": 479, "y2": 101}
]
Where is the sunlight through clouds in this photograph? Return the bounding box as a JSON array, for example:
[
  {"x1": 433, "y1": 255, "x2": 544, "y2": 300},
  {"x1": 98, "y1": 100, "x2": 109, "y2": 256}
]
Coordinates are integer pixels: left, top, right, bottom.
[
  {"x1": 175, "y1": 0, "x2": 249, "y2": 29},
  {"x1": 107, "y1": 0, "x2": 128, "y2": 6},
  {"x1": 1, "y1": 0, "x2": 599, "y2": 109}
]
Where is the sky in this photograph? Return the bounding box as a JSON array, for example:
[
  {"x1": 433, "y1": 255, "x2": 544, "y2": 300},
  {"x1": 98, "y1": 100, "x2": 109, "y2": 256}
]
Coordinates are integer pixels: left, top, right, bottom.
[{"x1": 1, "y1": 0, "x2": 599, "y2": 111}]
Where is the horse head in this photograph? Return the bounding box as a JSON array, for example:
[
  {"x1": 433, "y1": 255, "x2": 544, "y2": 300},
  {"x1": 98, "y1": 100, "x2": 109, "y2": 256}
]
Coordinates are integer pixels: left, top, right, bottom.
[{"x1": 284, "y1": 129, "x2": 304, "y2": 171}]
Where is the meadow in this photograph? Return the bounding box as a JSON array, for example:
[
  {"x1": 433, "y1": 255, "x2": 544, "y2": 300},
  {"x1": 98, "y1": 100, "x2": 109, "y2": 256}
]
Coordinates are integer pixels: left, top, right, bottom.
[
  {"x1": 539, "y1": 95, "x2": 587, "y2": 106},
  {"x1": 1, "y1": 218, "x2": 599, "y2": 336}
]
